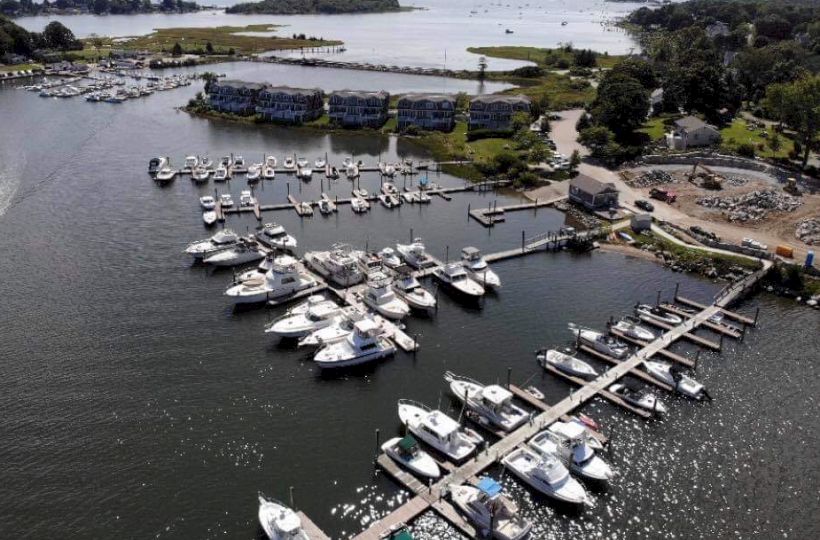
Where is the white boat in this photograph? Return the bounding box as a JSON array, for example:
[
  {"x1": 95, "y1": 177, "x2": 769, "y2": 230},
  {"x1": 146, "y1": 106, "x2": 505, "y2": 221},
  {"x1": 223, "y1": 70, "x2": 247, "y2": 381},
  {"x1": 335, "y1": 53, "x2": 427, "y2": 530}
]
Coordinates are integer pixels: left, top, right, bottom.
[
  {"x1": 232, "y1": 155, "x2": 246, "y2": 171},
  {"x1": 326, "y1": 166, "x2": 340, "y2": 179},
  {"x1": 461, "y1": 247, "x2": 501, "y2": 288},
  {"x1": 378, "y1": 247, "x2": 402, "y2": 269},
  {"x1": 184, "y1": 155, "x2": 199, "y2": 170},
  {"x1": 240, "y1": 190, "x2": 256, "y2": 207},
  {"x1": 296, "y1": 167, "x2": 313, "y2": 180},
  {"x1": 203, "y1": 240, "x2": 265, "y2": 267},
  {"x1": 417, "y1": 191, "x2": 431, "y2": 204},
  {"x1": 642, "y1": 360, "x2": 708, "y2": 400},
  {"x1": 225, "y1": 255, "x2": 317, "y2": 304},
  {"x1": 381, "y1": 182, "x2": 398, "y2": 196},
  {"x1": 247, "y1": 164, "x2": 262, "y2": 183},
  {"x1": 266, "y1": 297, "x2": 341, "y2": 338},
  {"x1": 381, "y1": 435, "x2": 440, "y2": 479},
  {"x1": 297, "y1": 307, "x2": 369, "y2": 347},
  {"x1": 200, "y1": 157, "x2": 213, "y2": 168},
  {"x1": 609, "y1": 383, "x2": 667, "y2": 415},
  {"x1": 537, "y1": 422, "x2": 615, "y2": 483},
  {"x1": 148, "y1": 156, "x2": 167, "y2": 174},
  {"x1": 257, "y1": 495, "x2": 309, "y2": 540},
  {"x1": 191, "y1": 166, "x2": 211, "y2": 183},
  {"x1": 361, "y1": 272, "x2": 410, "y2": 320},
  {"x1": 502, "y1": 446, "x2": 590, "y2": 506},
  {"x1": 262, "y1": 166, "x2": 276, "y2": 180},
  {"x1": 202, "y1": 211, "x2": 217, "y2": 226},
  {"x1": 636, "y1": 304, "x2": 683, "y2": 325},
  {"x1": 346, "y1": 163, "x2": 360, "y2": 179},
  {"x1": 283, "y1": 157, "x2": 295, "y2": 170},
  {"x1": 445, "y1": 371, "x2": 528, "y2": 431},
  {"x1": 213, "y1": 165, "x2": 229, "y2": 182},
  {"x1": 315, "y1": 157, "x2": 326, "y2": 169},
  {"x1": 235, "y1": 255, "x2": 276, "y2": 282},
  {"x1": 395, "y1": 238, "x2": 432, "y2": 269},
  {"x1": 200, "y1": 195, "x2": 216, "y2": 210},
  {"x1": 313, "y1": 319, "x2": 395, "y2": 369},
  {"x1": 398, "y1": 400, "x2": 479, "y2": 461},
  {"x1": 317, "y1": 198, "x2": 336, "y2": 215},
  {"x1": 185, "y1": 229, "x2": 240, "y2": 259},
  {"x1": 536, "y1": 349, "x2": 598, "y2": 379},
  {"x1": 611, "y1": 317, "x2": 655, "y2": 341},
  {"x1": 569, "y1": 324, "x2": 629, "y2": 359},
  {"x1": 219, "y1": 193, "x2": 234, "y2": 208},
  {"x1": 296, "y1": 157, "x2": 309, "y2": 169},
  {"x1": 265, "y1": 155, "x2": 277, "y2": 168},
  {"x1": 342, "y1": 157, "x2": 353, "y2": 168},
  {"x1": 379, "y1": 194, "x2": 400, "y2": 208},
  {"x1": 304, "y1": 245, "x2": 364, "y2": 287},
  {"x1": 155, "y1": 167, "x2": 176, "y2": 183},
  {"x1": 433, "y1": 263, "x2": 485, "y2": 298},
  {"x1": 256, "y1": 223, "x2": 297, "y2": 251},
  {"x1": 449, "y1": 478, "x2": 532, "y2": 540},
  {"x1": 351, "y1": 197, "x2": 369, "y2": 213},
  {"x1": 392, "y1": 274, "x2": 436, "y2": 310},
  {"x1": 353, "y1": 250, "x2": 384, "y2": 275}
]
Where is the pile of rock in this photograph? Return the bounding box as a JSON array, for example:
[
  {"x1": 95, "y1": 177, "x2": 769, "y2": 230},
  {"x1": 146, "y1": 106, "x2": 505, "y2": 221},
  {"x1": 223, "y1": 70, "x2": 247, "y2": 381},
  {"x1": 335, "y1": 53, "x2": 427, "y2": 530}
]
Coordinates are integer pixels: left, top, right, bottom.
[
  {"x1": 795, "y1": 218, "x2": 819, "y2": 245},
  {"x1": 696, "y1": 189, "x2": 803, "y2": 222},
  {"x1": 628, "y1": 169, "x2": 675, "y2": 188},
  {"x1": 724, "y1": 175, "x2": 749, "y2": 187}
]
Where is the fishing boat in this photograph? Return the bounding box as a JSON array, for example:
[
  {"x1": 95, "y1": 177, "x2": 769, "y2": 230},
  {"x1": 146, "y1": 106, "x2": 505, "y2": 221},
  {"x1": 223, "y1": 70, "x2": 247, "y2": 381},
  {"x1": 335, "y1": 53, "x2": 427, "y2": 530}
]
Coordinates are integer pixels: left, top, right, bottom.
[
  {"x1": 378, "y1": 247, "x2": 402, "y2": 269},
  {"x1": 536, "y1": 422, "x2": 615, "y2": 483},
  {"x1": 395, "y1": 238, "x2": 432, "y2": 269},
  {"x1": 219, "y1": 193, "x2": 234, "y2": 208},
  {"x1": 642, "y1": 360, "x2": 708, "y2": 400},
  {"x1": 297, "y1": 307, "x2": 369, "y2": 347},
  {"x1": 461, "y1": 247, "x2": 501, "y2": 288},
  {"x1": 433, "y1": 263, "x2": 485, "y2": 298},
  {"x1": 397, "y1": 400, "x2": 480, "y2": 461},
  {"x1": 203, "y1": 240, "x2": 265, "y2": 267},
  {"x1": 569, "y1": 324, "x2": 629, "y2": 359},
  {"x1": 392, "y1": 274, "x2": 436, "y2": 311},
  {"x1": 235, "y1": 255, "x2": 276, "y2": 283},
  {"x1": 283, "y1": 157, "x2": 295, "y2": 170},
  {"x1": 202, "y1": 211, "x2": 217, "y2": 226},
  {"x1": 148, "y1": 156, "x2": 168, "y2": 175},
  {"x1": 266, "y1": 297, "x2": 342, "y2": 338},
  {"x1": 362, "y1": 272, "x2": 410, "y2": 320},
  {"x1": 609, "y1": 382, "x2": 667, "y2": 414},
  {"x1": 635, "y1": 304, "x2": 683, "y2": 325},
  {"x1": 256, "y1": 222, "x2": 297, "y2": 251},
  {"x1": 444, "y1": 371, "x2": 528, "y2": 431},
  {"x1": 225, "y1": 255, "x2": 317, "y2": 304},
  {"x1": 351, "y1": 197, "x2": 369, "y2": 213},
  {"x1": 199, "y1": 195, "x2": 216, "y2": 210},
  {"x1": 449, "y1": 478, "x2": 532, "y2": 540},
  {"x1": 611, "y1": 317, "x2": 655, "y2": 341},
  {"x1": 257, "y1": 495, "x2": 309, "y2": 540},
  {"x1": 536, "y1": 349, "x2": 598, "y2": 379},
  {"x1": 213, "y1": 165, "x2": 229, "y2": 182},
  {"x1": 313, "y1": 319, "x2": 395, "y2": 369},
  {"x1": 239, "y1": 190, "x2": 256, "y2": 207},
  {"x1": 246, "y1": 164, "x2": 262, "y2": 183},
  {"x1": 381, "y1": 435, "x2": 440, "y2": 479},
  {"x1": 191, "y1": 166, "x2": 211, "y2": 183},
  {"x1": 353, "y1": 250, "x2": 383, "y2": 275},
  {"x1": 184, "y1": 229, "x2": 240, "y2": 260},
  {"x1": 154, "y1": 167, "x2": 176, "y2": 184},
  {"x1": 502, "y1": 446, "x2": 590, "y2": 505},
  {"x1": 304, "y1": 245, "x2": 364, "y2": 287}
]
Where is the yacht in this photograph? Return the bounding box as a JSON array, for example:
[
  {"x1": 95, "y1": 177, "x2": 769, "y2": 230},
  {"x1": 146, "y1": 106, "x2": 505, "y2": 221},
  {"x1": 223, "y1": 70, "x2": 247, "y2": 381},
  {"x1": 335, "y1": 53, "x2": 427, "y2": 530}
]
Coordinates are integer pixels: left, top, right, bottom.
[
  {"x1": 256, "y1": 223, "x2": 297, "y2": 251},
  {"x1": 395, "y1": 238, "x2": 432, "y2": 269},
  {"x1": 569, "y1": 324, "x2": 629, "y2": 359},
  {"x1": 381, "y1": 182, "x2": 398, "y2": 196},
  {"x1": 155, "y1": 167, "x2": 176, "y2": 184},
  {"x1": 609, "y1": 383, "x2": 667, "y2": 414},
  {"x1": 314, "y1": 157, "x2": 326, "y2": 169},
  {"x1": 203, "y1": 240, "x2": 265, "y2": 267},
  {"x1": 398, "y1": 400, "x2": 479, "y2": 461},
  {"x1": 533, "y1": 423, "x2": 614, "y2": 483},
  {"x1": 202, "y1": 210, "x2": 217, "y2": 226},
  {"x1": 304, "y1": 245, "x2": 364, "y2": 287},
  {"x1": 246, "y1": 164, "x2": 262, "y2": 183},
  {"x1": 225, "y1": 255, "x2": 317, "y2": 304},
  {"x1": 346, "y1": 162, "x2": 360, "y2": 179},
  {"x1": 635, "y1": 304, "x2": 683, "y2": 325},
  {"x1": 381, "y1": 435, "x2": 440, "y2": 479},
  {"x1": 262, "y1": 165, "x2": 276, "y2": 180},
  {"x1": 184, "y1": 155, "x2": 199, "y2": 170},
  {"x1": 219, "y1": 193, "x2": 234, "y2": 208},
  {"x1": 449, "y1": 478, "x2": 532, "y2": 540},
  {"x1": 642, "y1": 360, "x2": 708, "y2": 400},
  {"x1": 317, "y1": 198, "x2": 336, "y2": 215},
  {"x1": 213, "y1": 165, "x2": 229, "y2": 182},
  {"x1": 296, "y1": 157, "x2": 309, "y2": 169},
  {"x1": 611, "y1": 317, "x2": 655, "y2": 341},
  {"x1": 460, "y1": 247, "x2": 501, "y2": 288},
  {"x1": 502, "y1": 446, "x2": 590, "y2": 506},
  {"x1": 392, "y1": 275, "x2": 436, "y2": 311},
  {"x1": 433, "y1": 263, "x2": 485, "y2": 298},
  {"x1": 240, "y1": 190, "x2": 256, "y2": 207},
  {"x1": 191, "y1": 166, "x2": 211, "y2": 183},
  {"x1": 148, "y1": 156, "x2": 168, "y2": 175},
  {"x1": 351, "y1": 197, "x2": 369, "y2": 213},
  {"x1": 313, "y1": 319, "x2": 395, "y2": 369},
  {"x1": 379, "y1": 194, "x2": 400, "y2": 208},
  {"x1": 444, "y1": 371, "x2": 528, "y2": 431},
  {"x1": 536, "y1": 349, "x2": 598, "y2": 379},
  {"x1": 353, "y1": 250, "x2": 383, "y2": 275},
  {"x1": 199, "y1": 195, "x2": 216, "y2": 210},
  {"x1": 265, "y1": 155, "x2": 277, "y2": 169},
  {"x1": 235, "y1": 255, "x2": 276, "y2": 283},
  {"x1": 342, "y1": 157, "x2": 353, "y2": 168},
  {"x1": 257, "y1": 495, "x2": 309, "y2": 540},
  {"x1": 361, "y1": 272, "x2": 410, "y2": 320},
  {"x1": 283, "y1": 157, "x2": 295, "y2": 170},
  {"x1": 297, "y1": 307, "x2": 369, "y2": 347},
  {"x1": 296, "y1": 167, "x2": 313, "y2": 180},
  {"x1": 266, "y1": 297, "x2": 341, "y2": 338},
  {"x1": 378, "y1": 247, "x2": 402, "y2": 269},
  {"x1": 232, "y1": 155, "x2": 246, "y2": 172},
  {"x1": 185, "y1": 229, "x2": 240, "y2": 259}
]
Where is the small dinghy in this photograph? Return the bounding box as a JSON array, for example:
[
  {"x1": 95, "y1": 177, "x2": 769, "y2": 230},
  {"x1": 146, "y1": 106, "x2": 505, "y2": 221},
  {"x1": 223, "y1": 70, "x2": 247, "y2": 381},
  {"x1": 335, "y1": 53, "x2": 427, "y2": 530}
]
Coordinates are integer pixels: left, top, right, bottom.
[
  {"x1": 536, "y1": 349, "x2": 598, "y2": 379},
  {"x1": 642, "y1": 360, "x2": 709, "y2": 400},
  {"x1": 636, "y1": 304, "x2": 683, "y2": 325},
  {"x1": 609, "y1": 382, "x2": 667, "y2": 415},
  {"x1": 381, "y1": 435, "x2": 440, "y2": 479}
]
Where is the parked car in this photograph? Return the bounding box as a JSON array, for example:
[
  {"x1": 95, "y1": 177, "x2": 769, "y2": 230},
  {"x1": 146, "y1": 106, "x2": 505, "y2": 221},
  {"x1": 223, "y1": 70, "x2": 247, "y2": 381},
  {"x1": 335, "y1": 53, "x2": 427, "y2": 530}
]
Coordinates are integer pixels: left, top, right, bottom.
[
  {"x1": 635, "y1": 199, "x2": 654, "y2": 212},
  {"x1": 742, "y1": 238, "x2": 768, "y2": 251}
]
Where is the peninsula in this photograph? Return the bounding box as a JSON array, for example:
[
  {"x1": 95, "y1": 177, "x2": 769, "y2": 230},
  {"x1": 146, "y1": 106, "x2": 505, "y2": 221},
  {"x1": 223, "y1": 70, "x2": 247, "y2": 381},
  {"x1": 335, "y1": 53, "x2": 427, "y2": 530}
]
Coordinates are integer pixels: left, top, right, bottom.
[{"x1": 226, "y1": 0, "x2": 402, "y2": 15}]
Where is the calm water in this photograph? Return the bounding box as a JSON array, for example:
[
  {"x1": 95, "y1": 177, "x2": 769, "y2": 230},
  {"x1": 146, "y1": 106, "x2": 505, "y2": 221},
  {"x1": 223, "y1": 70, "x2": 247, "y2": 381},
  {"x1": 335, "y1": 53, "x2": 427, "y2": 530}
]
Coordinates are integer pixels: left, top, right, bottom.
[
  {"x1": 16, "y1": 0, "x2": 652, "y2": 69},
  {"x1": 1, "y1": 67, "x2": 818, "y2": 539}
]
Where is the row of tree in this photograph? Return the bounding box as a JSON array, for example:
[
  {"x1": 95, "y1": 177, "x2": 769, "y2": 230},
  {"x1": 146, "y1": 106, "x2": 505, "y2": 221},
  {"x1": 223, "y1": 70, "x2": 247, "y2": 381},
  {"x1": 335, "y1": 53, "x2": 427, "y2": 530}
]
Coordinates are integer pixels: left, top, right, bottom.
[
  {"x1": 0, "y1": 0, "x2": 199, "y2": 17},
  {"x1": 226, "y1": 0, "x2": 401, "y2": 15},
  {"x1": 1, "y1": 15, "x2": 82, "y2": 57}
]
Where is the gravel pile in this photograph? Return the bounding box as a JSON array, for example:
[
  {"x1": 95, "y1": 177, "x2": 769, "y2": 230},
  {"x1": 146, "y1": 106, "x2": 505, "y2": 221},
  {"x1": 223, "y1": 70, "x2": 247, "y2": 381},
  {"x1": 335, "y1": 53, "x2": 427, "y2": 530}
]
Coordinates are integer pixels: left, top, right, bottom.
[
  {"x1": 628, "y1": 169, "x2": 675, "y2": 188},
  {"x1": 795, "y1": 218, "x2": 820, "y2": 245},
  {"x1": 724, "y1": 175, "x2": 749, "y2": 187},
  {"x1": 696, "y1": 189, "x2": 803, "y2": 222}
]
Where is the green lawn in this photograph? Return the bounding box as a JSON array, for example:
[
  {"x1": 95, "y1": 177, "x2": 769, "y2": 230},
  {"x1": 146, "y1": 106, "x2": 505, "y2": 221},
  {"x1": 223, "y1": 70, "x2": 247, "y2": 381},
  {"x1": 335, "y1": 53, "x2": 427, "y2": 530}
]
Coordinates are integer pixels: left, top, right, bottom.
[
  {"x1": 468, "y1": 46, "x2": 624, "y2": 69},
  {"x1": 0, "y1": 63, "x2": 43, "y2": 73},
  {"x1": 720, "y1": 118, "x2": 793, "y2": 159},
  {"x1": 639, "y1": 117, "x2": 668, "y2": 140}
]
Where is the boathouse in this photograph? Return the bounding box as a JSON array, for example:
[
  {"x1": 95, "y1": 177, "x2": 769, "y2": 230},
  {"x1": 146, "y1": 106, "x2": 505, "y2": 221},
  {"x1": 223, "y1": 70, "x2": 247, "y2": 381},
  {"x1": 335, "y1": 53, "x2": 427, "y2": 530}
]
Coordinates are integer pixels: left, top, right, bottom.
[
  {"x1": 397, "y1": 93, "x2": 456, "y2": 131},
  {"x1": 569, "y1": 174, "x2": 619, "y2": 210},
  {"x1": 468, "y1": 94, "x2": 531, "y2": 130},
  {"x1": 255, "y1": 86, "x2": 325, "y2": 124},
  {"x1": 207, "y1": 80, "x2": 266, "y2": 116},
  {"x1": 328, "y1": 90, "x2": 390, "y2": 127}
]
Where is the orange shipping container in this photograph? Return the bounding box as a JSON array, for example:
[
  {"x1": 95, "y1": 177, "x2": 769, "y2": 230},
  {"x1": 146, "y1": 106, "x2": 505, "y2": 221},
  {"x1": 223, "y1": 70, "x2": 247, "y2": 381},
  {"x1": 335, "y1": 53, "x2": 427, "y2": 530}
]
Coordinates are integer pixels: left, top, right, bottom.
[{"x1": 776, "y1": 245, "x2": 794, "y2": 258}]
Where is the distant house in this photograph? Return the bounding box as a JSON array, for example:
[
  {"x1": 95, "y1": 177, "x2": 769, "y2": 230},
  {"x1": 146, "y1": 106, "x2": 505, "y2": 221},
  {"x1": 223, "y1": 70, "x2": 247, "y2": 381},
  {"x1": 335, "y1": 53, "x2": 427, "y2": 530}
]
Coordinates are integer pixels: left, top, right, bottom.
[
  {"x1": 328, "y1": 90, "x2": 390, "y2": 127},
  {"x1": 208, "y1": 80, "x2": 266, "y2": 116},
  {"x1": 397, "y1": 93, "x2": 456, "y2": 131},
  {"x1": 706, "y1": 21, "x2": 730, "y2": 39},
  {"x1": 569, "y1": 174, "x2": 619, "y2": 210},
  {"x1": 468, "y1": 94, "x2": 531, "y2": 130},
  {"x1": 666, "y1": 116, "x2": 721, "y2": 150},
  {"x1": 256, "y1": 86, "x2": 324, "y2": 124}
]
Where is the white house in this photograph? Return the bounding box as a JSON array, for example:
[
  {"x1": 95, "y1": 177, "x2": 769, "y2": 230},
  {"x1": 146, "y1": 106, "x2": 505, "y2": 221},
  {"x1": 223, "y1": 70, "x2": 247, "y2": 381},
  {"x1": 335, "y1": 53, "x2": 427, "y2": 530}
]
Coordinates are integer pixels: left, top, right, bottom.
[{"x1": 666, "y1": 116, "x2": 721, "y2": 150}]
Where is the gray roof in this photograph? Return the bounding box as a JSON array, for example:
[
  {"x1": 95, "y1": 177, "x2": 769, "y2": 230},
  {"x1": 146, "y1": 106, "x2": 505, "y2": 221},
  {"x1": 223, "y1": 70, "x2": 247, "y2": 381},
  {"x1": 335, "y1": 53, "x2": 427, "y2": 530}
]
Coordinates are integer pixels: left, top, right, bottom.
[
  {"x1": 261, "y1": 86, "x2": 323, "y2": 97},
  {"x1": 674, "y1": 116, "x2": 708, "y2": 132},
  {"x1": 215, "y1": 80, "x2": 266, "y2": 91},
  {"x1": 570, "y1": 174, "x2": 618, "y2": 195},
  {"x1": 470, "y1": 94, "x2": 531, "y2": 106},
  {"x1": 331, "y1": 89, "x2": 389, "y2": 99},
  {"x1": 399, "y1": 93, "x2": 455, "y2": 103}
]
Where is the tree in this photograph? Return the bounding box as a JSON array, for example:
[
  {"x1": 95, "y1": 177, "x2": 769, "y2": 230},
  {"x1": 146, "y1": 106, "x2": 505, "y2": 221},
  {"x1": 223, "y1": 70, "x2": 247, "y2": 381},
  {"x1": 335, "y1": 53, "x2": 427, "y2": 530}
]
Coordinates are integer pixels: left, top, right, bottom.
[
  {"x1": 592, "y1": 73, "x2": 650, "y2": 137},
  {"x1": 205, "y1": 40, "x2": 213, "y2": 54},
  {"x1": 201, "y1": 71, "x2": 217, "y2": 92},
  {"x1": 41, "y1": 21, "x2": 81, "y2": 51},
  {"x1": 171, "y1": 41, "x2": 183, "y2": 56},
  {"x1": 768, "y1": 133, "x2": 782, "y2": 155},
  {"x1": 88, "y1": 32, "x2": 103, "y2": 58},
  {"x1": 572, "y1": 49, "x2": 596, "y2": 68},
  {"x1": 510, "y1": 111, "x2": 530, "y2": 133},
  {"x1": 569, "y1": 150, "x2": 581, "y2": 172},
  {"x1": 608, "y1": 58, "x2": 657, "y2": 90},
  {"x1": 767, "y1": 75, "x2": 820, "y2": 167},
  {"x1": 578, "y1": 125, "x2": 613, "y2": 153},
  {"x1": 477, "y1": 56, "x2": 487, "y2": 81}
]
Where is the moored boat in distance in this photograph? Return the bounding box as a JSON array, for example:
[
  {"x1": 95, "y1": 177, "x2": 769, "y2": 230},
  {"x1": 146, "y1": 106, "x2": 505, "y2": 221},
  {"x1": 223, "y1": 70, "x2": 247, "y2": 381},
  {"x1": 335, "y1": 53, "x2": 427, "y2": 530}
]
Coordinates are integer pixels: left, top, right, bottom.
[
  {"x1": 535, "y1": 422, "x2": 615, "y2": 483},
  {"x1": 256, "y1": 222, "x2": 297, "y2": 252},
  {"x1": 611, "y1": 316, "x2": 655, "y2": 341},
  {"x1": 203, "y1": 239, "x2": 265, "y2": 267},
  {"x1": 225, "y1": 255, "x2": 317, "y2": 304},
  {"x1": 444, "y1": 371, "x2": 528, "y2": 431},
  {"x1": 449, "y1": 477, "x2": 532, "y2": 540},
  {"x1": 148, "y1": 156, "x2": 168, "y2": 175},
  {"x1": 433, "y1": 263, "x2": 485, "y2": 298},
  {"x1": 461, "y1": 246, "x2": 501, "y2": 288},
  {"x1": 265, "y1": 296, "x2": 341, "y2": 338},
  {"x1": 642, "y1": 360, "x2": 709, "y2": 400},
  {"x1": 304, "y1": 244, "x2": 364, "y2": 287},
  {"x1": 392, "y1": 274, "x2": 436, "y2": 311},
  {"x1": 381, "y1": 435, "x2": 440, "y2": 479},
  {"x1": 395, "y1": 238, "x2": 433, "y2": 269},
  {"x1": 202, "y1": 210, "x2": 217, "y2": 226},
  {"x1": 536, "y1": 349, "x2": 598, "y2": 379},
  {"x1": 313, "y1": 319, "x2": 395, "y2": 369},
  {"x1": 569, "y1": 323, "x2": 629, "y2": 359},
  {"x1": 636, "y1": 303, "x2": 683, "y2": 325},
  {"x1": 154, "y1": 166, "x2": 176, "y2": 184},
  {"x1": 199, "y1": 195, "x2": 216, "y2": 210},
  {"x1": 362, "y1": 272, "x2": 410, "y2": 320},
  {"x1": 397, "y1": 399, "x2": 479, "y2": 461},
  {"x1": 185, "y1": 229, "x2": 240, "y2": 260}
]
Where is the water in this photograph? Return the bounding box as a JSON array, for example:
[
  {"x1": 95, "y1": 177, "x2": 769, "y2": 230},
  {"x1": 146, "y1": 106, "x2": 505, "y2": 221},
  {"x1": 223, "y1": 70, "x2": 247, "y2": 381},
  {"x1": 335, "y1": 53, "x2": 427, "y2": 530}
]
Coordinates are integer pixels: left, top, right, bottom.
[
  {"x1": 15, "y1": 0, "x2": 652, "y2": 70},
  {"x1": 1, "y1": 61, "x2": 819, "y2": 540}
]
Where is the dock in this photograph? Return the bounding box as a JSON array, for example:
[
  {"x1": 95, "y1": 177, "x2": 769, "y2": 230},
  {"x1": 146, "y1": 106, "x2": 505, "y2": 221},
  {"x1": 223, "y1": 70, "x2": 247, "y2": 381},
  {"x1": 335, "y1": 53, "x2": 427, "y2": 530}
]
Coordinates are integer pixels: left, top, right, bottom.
[
  {"x1": 659, "y1": 303, "x2": 743, "y2": 338},
  {"x1": 606, "y1": 329, "x2": 695, "y2": 368},
  {"x1": 676, "y1": 295, "x2": 757, "y2": 326},
  {"x1": 578, "y1": 344, "x2": 674, "y2": 392},
  {"x1": 296, "y1": 511, "x2": 331, "y2": 540},
  {"x1": 469, "y1": 196, "x2": 567, "y2": 228},
  {"x1": 637, "y1": 315, "x2": 721, "y2": 350}
]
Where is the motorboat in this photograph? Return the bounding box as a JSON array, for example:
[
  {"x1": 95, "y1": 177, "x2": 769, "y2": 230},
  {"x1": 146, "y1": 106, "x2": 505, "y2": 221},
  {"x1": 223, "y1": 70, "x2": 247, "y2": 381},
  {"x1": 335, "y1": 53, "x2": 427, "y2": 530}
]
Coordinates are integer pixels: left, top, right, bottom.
[
  {"x1": 213, "y1": 165, "x2": 229, "y2": 182},
  {"x1": 235, "y1": 255, "x2": 276, "y2": 283},
  {"x1": 200, "y1": 195, "x2": 216, "y2": 210},
  {"x1": 351, "y1": 197, "x2": 369, "y2": 213},
  {"x1": 326, "y1": 166, "x2": 340, "y2": 179},
  {"x1": 346, "y1": 162, "x2": 360, "y2": 179},
  {"x1": 569, "y1": 324, "x2": 629, "y2": 359},
  {"x1": 433, "y1": 263, "x2": 485, "y2": 298},
  {"x1": 232, "y1": 155, "x2": 246, "y2": 172},
  {"x1": 609, "y1": 382, "x2": 667, "y2": 415},
  {"x1": 417, "y1": 191, "x2": 431, "y2": 204},
  {"x1": 283, "y1": 157, "x2": 295, "y2": 170},
  {"x1": 304, "y1": 245, "x2": 364, "y2": 287},
  {"x1": 225, "y1": 255, "x2": 317, "y2": 304},
  {"x1": 642, "y1": 360, "x2": 708, "y2": 400},
  {"x1": 266, "y1": 297, "x2": 341, "y2": 338},
  {"x1": 155, "y1": 167, "x2": 176, "y2": 184},
  {"x1": 381, "y1": 182, "x2": 398, "y2": 196},
  {"x1": 635, "y1": 304, "x2": 683, "y2": 325},
  {"x1": 502, "y1": 446, "x2": 590, "y2": 506},
  {"x1": 361, "y1": 272, "x2": 410, "y2": 320},
  {"x1": 342, "y1": 157, "x2": 353, "y2": 168},
  {"x1": 536, "y1": 349, "x2": 598, "y2": 379},
  {"x1": 401, "y1": 191, "x2": 419, "y2": 204},
  {"x1": 256, "y1": 223, "x2": 297, "y2": 251},
  {"x1": 184, "y1": 155, "x2": 199, "y2": 170},
  {"x1": 246, "y1": 164, "x2": 262, "y2": 183},
  {"x1": 296, "y1": 202, "x2": 313, "y2": 216},
  {"x1": 398, "y1": 400, "x2": 479, "y2": 461},
  {"x1": 379, "y1": 194, "x2": 400, "y2": 208},
  {"x1": 313, "y1": 319, "x2": 395, "y2": 369},
  {"x1": 262, "y1": 165, "x2": 276, "y2": 180},
  {"x1": 185, "y1": 229, "x2": 240, "y2": 259},
  {"x1": 381, "y1": 435, "x2": 440, "y2": 479},
  {"x1": 461, "y1": 247, "x2": 501, "y2": 288},
  {"x1": 257, "y1": 495, "x2": 309, "y2": 540},
  {"x1": 538, "y1": 422, "x2": 615, "y2": 483},
  {"x1": 265, "y1": 155, "x2": 277, "y2": 169},
  {"x1": 200, "y1": 157, "x2": 214, "y2": 168},
  {"x1": 296, "y1": 157, "x2": 309, "y2": 169},
  {"x1": 353, "y1": 250, "x2": 383, "y2": 275},
  {"x1": 392, "y1": 275, "x2": 436, "y2": 311},
  {"x1": 191, "y1": 166, "x2": 211, "y2": 183},
  {"x1": 315, "y1": 157, "x2": 326, "y2": 169},
  {"x1": 611, "y1": 317, "x2": 655, "y2": 341},
  {"x1": 449, "y1": 478, "x2": 532, "y2": 540},
  {"x1": 444, "y1": 371, "x2": 528, "y2": 431},
  {"x1": 296, "y1": 167, "x2": 313, "y2": 180},
  {"x1": 240, "y1": 190, "x2": 256, "y2": 207},
  {"x1": 395, "y1": 238, "x2": 432, "y2": 269},
  {"x1": 202, "y1": 211, "x2": 217, "y2": 226},
  {"x1": 203, "y1": 240, "x2": 265, "y2": 267},
  {"x1": 219, "y1": 193, "x2": 234, "y2": 208},
  {"x1": 297, "y1": 307, "x2": 368, "y2": 347},
  {"x1": 317, "y1": 198, "x2": 336, "y2": 215},
  {"x1": 378, "y1": 247, "x2": 402, "y2": 269},
  {"x1": 148, "y1": 156, "x2": 168, "y2": 174}
]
